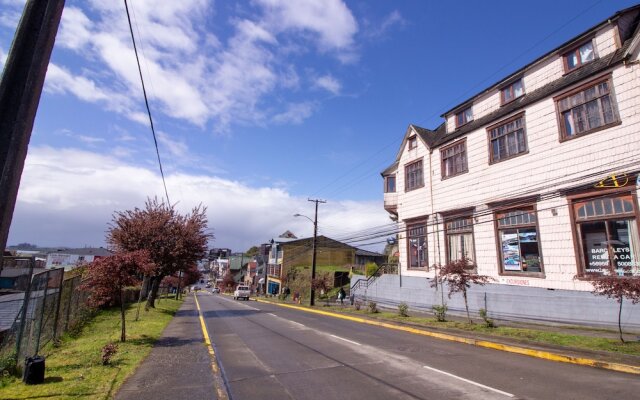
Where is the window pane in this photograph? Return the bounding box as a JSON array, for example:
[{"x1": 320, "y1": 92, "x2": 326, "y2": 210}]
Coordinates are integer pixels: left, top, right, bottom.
[
  {"x1": 580, "y1": 42, "x2": 594, "y2": 63},
  {"x1": 519, "y1": 228, "x2": 541, "y2": 272},
  {"x1": 563, "y1": 111, "x2": 574, "y2": 136},
  {"x1": 513, "y1": 80, "x2": 524, "y2": 97},
  {"x1": 586, "y1": 99, "x2": 601, "y2": 129},
  {"x1": 601, "y1": 95, "x2": 614, "y2": 124},
  {"x1": 501, "y1": 230, "x2": 521, "y2": 271},
  {"x1": 464, "y1": 108, "x2": 473, "y2": 122},
  {"x1": 567, "y1": 52, "x2": 578, "y2": 69}
]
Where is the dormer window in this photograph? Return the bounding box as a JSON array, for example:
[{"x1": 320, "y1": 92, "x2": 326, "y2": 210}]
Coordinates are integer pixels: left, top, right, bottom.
[
  {"x1": 455, "y1": 107, "x2": 473, "y2": 128},
  {"x1": 564, "y1": 40, "x2": 595, "y2": 72},
  {"x1": 501, "y1": 79, "x2": 524, "y2": 105},
  {"x1": 408, "y1": 136, "x2": 417, "y2": 150}
]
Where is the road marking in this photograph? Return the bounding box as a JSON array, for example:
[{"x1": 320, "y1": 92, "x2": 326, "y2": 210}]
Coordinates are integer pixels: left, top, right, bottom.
[
  {"x1": 287, "y1": 320, "x2": 307, "y2": 328},
  {"x1": 194, "y1": 294, "x2": 229, "y2": 400},
  {"x1": 422, "y1": 365, "x2": 514, "y2": 398},
  {"x1": 329, "y1": 334, "x2": 362, "y2": 346},
  {"x1": 266, "y1": 313, "x2": 307, "y2": 329},
  {"x1": 254, "y1": 299, "x2": 640, "y2": 375},
  {"x1": 218, "y1": 296, "x2": 260, "y2": 310}
]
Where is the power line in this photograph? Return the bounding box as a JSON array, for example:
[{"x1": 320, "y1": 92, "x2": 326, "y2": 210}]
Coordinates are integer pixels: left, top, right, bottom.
[{"x1": 123, "y1": 0, "x2": 170, "y2": 205}]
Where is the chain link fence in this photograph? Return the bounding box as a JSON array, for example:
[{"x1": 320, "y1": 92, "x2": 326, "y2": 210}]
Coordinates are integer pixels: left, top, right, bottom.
[{"x1": 0, "y1": 257, "x2": 92, "y2": 374}]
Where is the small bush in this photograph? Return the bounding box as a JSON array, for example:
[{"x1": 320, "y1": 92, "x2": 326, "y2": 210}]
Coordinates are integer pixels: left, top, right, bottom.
[
  {"x1": 367, "y1": 301, "x2": 378, "y2": 313},
  {"x1": 101, "y1": 343, "x2": 118, "y2": 365},
  {"x1": 354, "y1": 301, "x2": 362, "y2": 311},
  {"x1": 398, "y1": 302, "x2": 409, "y2": 317},
  {"x1": 479, "y1": 308, "x2": 495, "y2": 328},
  {"x1": 365, "y1": 263, "x2": 378, "y2": 278},
  {"x1": 0, "y1": 352, "x2": 16, "y2": 377},
  {"x1": 432, "y1": 304, "x2": 447, "y2": 322}
]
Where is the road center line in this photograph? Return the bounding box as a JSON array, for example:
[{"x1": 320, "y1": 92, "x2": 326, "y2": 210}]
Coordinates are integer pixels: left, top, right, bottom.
[
  {"x1": 329, "y1": 334, "x2": 362, "y2": 346},
  {"x1": 422, "y1": 365, "x2": 514, "y2": 398}
]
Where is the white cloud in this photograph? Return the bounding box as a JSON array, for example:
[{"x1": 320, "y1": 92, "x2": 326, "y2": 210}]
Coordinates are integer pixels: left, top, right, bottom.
[
  {"x1": 256, "y1": 0, "x2": 358, "y2": 51},
  {"x1": 272, "y1": 102, "x2": 315, "y2": 124},
  {"x1": 365, "y1": 10, "x2": 405, "y2": 39},
  {"x1": 157, "y1": 131, "x2": 189, "y2": 159},
  {"x1": 314, "y1": 74, "x2": 341, "y2": 95},
  {"x1": 8, "y1": 146, "x2": 389, "y2": 252}
]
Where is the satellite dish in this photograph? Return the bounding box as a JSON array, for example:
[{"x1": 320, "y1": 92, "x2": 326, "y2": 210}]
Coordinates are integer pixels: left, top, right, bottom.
[{"x1": 386, "y1": 237, "x2": 396, "y2": 245}]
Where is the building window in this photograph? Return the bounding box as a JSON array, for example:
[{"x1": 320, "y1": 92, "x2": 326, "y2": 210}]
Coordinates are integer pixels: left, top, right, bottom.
[
  {"x1": 405, "y1": 160, "x2": 424, "y2": 191},
  {"x1": 488, "y1": 114, "x2": 527, "y2": 163},
  {"x1": 408, "y1": 136, "x2": 417, "y2": 150},
  {"x1": 445, "y1": 216, "x2": 475, "y2": 266},
  {"x1": 441, "y1": 140, "x2": 468, "y2": 178},
  {"x1": 407, "y1": 222, "x2": 428, "y2": 269},
  {"x1": 564, "y1": 41, "x2": 595, "y2": 72},
  {"x1": 501, "y1": 79, "x2": 524, "y2": 105},
  {"x1": 384, "y1": 175, "x2": 396, "y2": 193},
  {"x1": 573, "y1": 194, "x2": 640, "y2": 276},
  {"x1": 455, "y1": 106, "x2": 473, "y2": 128},
  {"x1": 556, "y1": 77, "x2": 619, "y2": 140},
  {"x1": 496, "y1": 208, "x2": 542, "y2": 274}
]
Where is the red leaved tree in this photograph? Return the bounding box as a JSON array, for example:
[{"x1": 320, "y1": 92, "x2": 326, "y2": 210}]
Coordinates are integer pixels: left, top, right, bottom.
[
  {"x1": 584, "y1": 269, "x2": 640, "y2": 342},
  {"x1": 108, "y1": 198, "x2": 211, "y2": 309},
  {"x1": 222, "y1": 270, "x2": 235, "y2": 292},
  {"x1": 433, "y1": 259, "x2": 493, "y2": 324},
  {"x1": 81, "y1": 250, "x2": 154, "y2": 341}
]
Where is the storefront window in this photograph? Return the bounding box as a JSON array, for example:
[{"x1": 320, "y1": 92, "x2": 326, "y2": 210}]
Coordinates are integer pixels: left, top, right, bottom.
[
  {"x1": 574, "y1": 194, "x2": 640, "y2": 276},
  {"x1": 407, "y1": 222, "x2": 427, "y2": 269},
  {"x1": 496, "y1": 208, "x2": 542, "y2": 273}
]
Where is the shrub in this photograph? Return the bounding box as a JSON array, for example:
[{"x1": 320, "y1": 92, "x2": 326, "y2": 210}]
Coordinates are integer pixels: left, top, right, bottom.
[
  {"x1": 432, "y1": 304, "x2": 447, "y2": 322},
  {"x1": 365, "y1": 263, "x2": 378, "y2": 278},
  {"x1": 479, "y1": 308, "x2": 495, "y2": 328},
  {"x1": 354, "y1": 301, "x2": 362, "y2": 311},
  {"x1": 101, "y1": 343, "x2": 118, "y2": 365},
  {"x1": 367, "y1": 301, "x2": 378, "y2": 313},
  {"x1": 398, "y1": 302, "x2": 409, "y2": 317}
]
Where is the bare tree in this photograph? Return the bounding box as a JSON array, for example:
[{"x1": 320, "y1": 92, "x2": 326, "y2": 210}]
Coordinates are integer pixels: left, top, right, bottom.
[
  {"x1": 433, "y1": 259, "x2": 493, "y2": 323},
  {"x1": 582, "y1": 268, "x2": 640, "y2": 342}
]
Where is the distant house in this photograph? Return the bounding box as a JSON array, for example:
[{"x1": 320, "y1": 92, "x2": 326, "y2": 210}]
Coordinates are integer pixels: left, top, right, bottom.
[
  {"x1": 45, "y1": 247, "x2": 112, "y2": 270},
  {"x1": 355, "y1": 249, "x2": 386, "y2": 266}
]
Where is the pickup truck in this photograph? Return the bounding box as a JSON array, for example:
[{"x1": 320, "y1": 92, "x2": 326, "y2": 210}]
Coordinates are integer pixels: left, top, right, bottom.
[{"x1": 233, "y1": 285, "x2": 251, "y2": 300}]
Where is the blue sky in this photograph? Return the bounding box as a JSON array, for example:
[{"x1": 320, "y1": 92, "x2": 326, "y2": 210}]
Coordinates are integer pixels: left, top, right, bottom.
[{"x1": 1, "y1": 0, "x2": 637, "y2": 252}]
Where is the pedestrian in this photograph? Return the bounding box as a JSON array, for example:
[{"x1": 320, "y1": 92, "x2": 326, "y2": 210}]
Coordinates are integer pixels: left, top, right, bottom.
[
  {"x1": 283, "y1": 286, "x2": 291, "y2": 300},
  {"x1": 293, "y1": 291, "x2": 300, "y2": 303},
  {"x1": 338, "y1": 287, "x2": 346, "y2": 305}
]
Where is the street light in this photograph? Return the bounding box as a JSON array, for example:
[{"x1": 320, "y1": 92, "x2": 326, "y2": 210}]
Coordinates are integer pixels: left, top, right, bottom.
[{"x1": 294, "y1": 211, "x2": 318, "y2": 306}]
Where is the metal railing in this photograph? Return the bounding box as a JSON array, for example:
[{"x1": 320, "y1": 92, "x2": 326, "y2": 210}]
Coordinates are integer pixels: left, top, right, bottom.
[{"x1": 350, "y1": 263, "x2": 398, "y2": 294}]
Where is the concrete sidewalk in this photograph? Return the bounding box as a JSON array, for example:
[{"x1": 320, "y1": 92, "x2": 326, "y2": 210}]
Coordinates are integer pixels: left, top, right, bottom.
[{"x1": 115, "y1": 296, "x2": 217, "y2": 400}]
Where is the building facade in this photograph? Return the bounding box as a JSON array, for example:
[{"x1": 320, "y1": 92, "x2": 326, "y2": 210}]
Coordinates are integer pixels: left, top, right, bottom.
[{"x1": 382, "y1": 6, "x2": 640, "y2": 293}]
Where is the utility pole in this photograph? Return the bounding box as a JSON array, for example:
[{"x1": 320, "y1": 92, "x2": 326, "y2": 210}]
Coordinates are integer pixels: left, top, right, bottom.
[
  {"x1": 0, "y1": 0, "x2": 65, "y2": 274},
  {"x1": 309, "y1": 198, "x2": 326, "y2": 306}
]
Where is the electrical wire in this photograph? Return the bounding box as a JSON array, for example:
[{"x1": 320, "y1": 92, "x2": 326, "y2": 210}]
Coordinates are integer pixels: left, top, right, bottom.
[{"x1": 123, "y1": 0, "x2": 171, "y2": 206}]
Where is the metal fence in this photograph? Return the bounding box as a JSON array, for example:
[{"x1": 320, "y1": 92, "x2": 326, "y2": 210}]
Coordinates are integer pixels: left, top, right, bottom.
[{"x1": 0, "y1": 257, "x2": 92, "y2": 373}]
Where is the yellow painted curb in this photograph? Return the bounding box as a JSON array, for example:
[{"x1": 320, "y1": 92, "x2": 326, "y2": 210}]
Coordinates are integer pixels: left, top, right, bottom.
[
  {"x1": 194, "y1": 294, "x2": 229, "y2": 400},
  {"x1": 254, "y1": 298, "x2": 640, "y2": 375}
]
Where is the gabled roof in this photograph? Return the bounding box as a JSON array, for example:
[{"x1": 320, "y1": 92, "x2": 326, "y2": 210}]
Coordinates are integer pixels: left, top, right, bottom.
[
  {"x1": 355, "y1": 248, "x2": 385, "y2": 257},
  {"x1": 279, "y1": 235, "x2": 356, "y2": 250}
]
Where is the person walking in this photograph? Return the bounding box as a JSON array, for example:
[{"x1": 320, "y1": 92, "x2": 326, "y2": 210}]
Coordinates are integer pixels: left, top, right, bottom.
[{"x1": 338, "y1": 287, "x2": 346, "y2": 305}]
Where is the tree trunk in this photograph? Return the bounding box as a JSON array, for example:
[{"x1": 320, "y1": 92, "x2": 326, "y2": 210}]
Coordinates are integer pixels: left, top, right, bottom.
[
  {"x1": 120, "y1": 291, "x2": 126, "y2": 342},
  {"x1": 463, "y1": 289, "x2": 472, "y2": 324},
  {"x1": 618, "y1": 297, "x2": 625, "y2": 343},
  {"x1": 135, "y1": 275, "x2": 147, "y2": 321},
  {"x1": 145, "y1": 275, "x2": 162, "y2": 310}
]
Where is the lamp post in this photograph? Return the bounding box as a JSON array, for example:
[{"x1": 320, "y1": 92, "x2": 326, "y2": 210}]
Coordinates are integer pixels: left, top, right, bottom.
[{"x1": 295, "y1": 198, "x2": 325, "y2": 306}]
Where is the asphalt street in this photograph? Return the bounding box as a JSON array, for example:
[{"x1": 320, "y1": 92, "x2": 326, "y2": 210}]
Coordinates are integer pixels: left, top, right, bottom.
[{"x1": 197, "y1": 292, "x2": 640, "y2": 400}]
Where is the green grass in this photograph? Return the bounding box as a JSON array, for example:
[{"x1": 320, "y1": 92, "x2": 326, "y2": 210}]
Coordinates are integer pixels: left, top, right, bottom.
[
  {"x1": 317, "y1": 306, "x2": 640, "y2": 357},
  {"x1": 0, "y1": 298, "x2": 182, "y2": 399}
]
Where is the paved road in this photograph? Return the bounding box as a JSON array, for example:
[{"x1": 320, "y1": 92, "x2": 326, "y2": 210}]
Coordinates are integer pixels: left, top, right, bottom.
[{"x1": 198, "y1": 293, "x2": 640, "y2": 400}]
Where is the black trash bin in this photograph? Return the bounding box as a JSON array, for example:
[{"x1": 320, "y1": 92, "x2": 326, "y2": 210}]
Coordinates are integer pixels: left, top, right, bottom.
[{"x1": 23, "y1": 355, "x2": 45, "y2": 384}]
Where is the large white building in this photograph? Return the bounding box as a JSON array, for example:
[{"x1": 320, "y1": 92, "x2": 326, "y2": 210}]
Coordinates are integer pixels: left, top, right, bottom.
[{"x1": 374, "y1": 5, "x2": 640, "y2": 327}]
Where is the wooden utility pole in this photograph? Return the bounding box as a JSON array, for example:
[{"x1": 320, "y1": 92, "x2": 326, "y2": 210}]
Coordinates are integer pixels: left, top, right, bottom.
[
  {"x1": 0, "y1": 0, "x2": 65, "y2": 272},
  {"x1": 308, "y1": 198, "x2": 326, "y2": 306}
]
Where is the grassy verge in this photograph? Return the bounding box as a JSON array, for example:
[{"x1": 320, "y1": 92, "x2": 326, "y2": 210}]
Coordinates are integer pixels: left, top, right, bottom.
[{"x1": 0, "y1": 298, "x2": 182, "y2": 399}]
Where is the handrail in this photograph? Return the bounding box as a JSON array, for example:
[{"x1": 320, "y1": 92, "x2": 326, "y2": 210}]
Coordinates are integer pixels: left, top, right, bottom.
[{"x1": 350, "y1": 263, "x2": 397, "y2": 292}]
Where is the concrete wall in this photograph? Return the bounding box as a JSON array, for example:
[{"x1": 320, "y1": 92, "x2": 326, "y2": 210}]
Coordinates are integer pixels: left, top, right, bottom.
[{"x1": 352, "y1": 273, "x2": 640, "y2": 332}]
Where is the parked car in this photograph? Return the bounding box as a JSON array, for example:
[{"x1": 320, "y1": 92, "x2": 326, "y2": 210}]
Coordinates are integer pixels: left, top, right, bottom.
[
  {"x1": 233, "y1": 285, "x2": 250, "y2": 300},
  {"x1": 212, "y1": 287, "x2": 220, "y2": 293}
]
